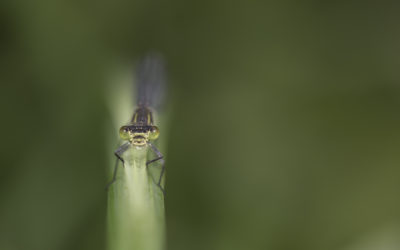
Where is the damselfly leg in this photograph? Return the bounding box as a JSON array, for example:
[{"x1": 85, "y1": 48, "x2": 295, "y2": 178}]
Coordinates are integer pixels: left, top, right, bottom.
[
  {"x1": 106, "y1": 142, "x2": 165, "y2": 194},
  {"x1": 105, "y1": 142, "x2": 130, "y2": 190},
  {"x1": 147, "y1": 142, "x2": 165, "y2": 195}
]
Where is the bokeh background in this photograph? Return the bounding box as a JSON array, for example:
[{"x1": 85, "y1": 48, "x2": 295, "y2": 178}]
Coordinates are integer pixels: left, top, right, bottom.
[{"x1": 1, "y1": 1, "x2": 400, "y2": 250}]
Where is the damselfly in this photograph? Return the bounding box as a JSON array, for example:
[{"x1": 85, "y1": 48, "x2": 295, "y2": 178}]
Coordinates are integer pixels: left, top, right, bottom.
[{"x1": 106, "y1": 54, "x2": 166, "y2": 194}]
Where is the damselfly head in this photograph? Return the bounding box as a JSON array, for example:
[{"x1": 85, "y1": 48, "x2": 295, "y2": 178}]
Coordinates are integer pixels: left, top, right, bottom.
[{"x1": 119, "y1": 125, "x2": 160, "y2": 146}]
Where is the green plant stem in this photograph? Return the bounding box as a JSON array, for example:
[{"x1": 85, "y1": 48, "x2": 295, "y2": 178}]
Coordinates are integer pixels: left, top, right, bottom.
[{"x1": 107, "y1": 145, "x2": 165, "y2": 250}]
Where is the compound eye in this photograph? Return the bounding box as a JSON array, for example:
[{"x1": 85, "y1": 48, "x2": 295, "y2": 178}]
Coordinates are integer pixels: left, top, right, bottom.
[
  {"x1": 119, "y1": 126, "x2": 131, "y2": 140},
  {"x1": 149, "y1": 126, "x2": 159, "y2": 140}
]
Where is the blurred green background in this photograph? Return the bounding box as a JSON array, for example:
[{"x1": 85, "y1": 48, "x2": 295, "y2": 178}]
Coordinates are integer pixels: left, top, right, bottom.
[{"x1": 1, "y1": 1, "x2": 400, "y2": 250}]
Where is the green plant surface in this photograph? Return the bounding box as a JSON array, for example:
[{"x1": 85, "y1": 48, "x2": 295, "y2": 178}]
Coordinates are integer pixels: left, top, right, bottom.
[
  {"x1": 106, "y1": 67, "x2": 166, "y2": 250},
  {"x1": 107, "y1": 145, "x2": 165, "y2": 250}
]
